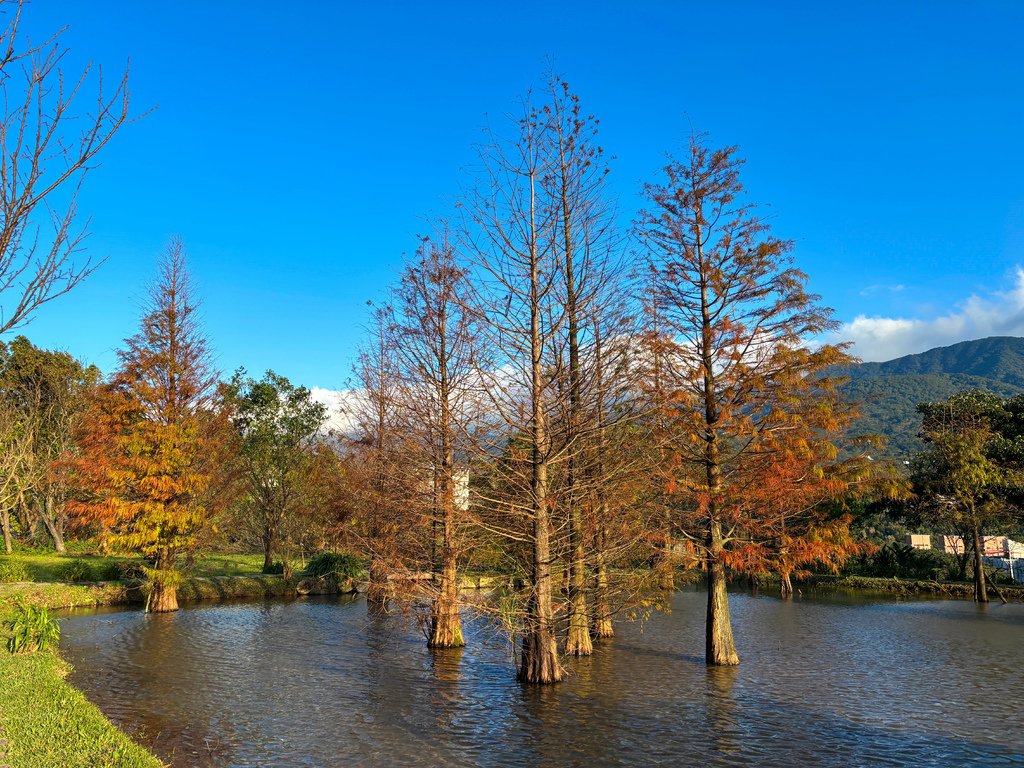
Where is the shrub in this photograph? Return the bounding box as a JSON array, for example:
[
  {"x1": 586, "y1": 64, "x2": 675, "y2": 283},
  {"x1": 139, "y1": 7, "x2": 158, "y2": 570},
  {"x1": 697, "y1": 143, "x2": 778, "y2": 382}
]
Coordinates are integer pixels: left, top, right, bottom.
[
  {"x1": 844, "y1": 543, "x2": 962, "y2": 581},
  {"x1": 0, "y1": 559, "x2": 31, "y2": 583},
  {"x1": 53, "y1": 559, "x2": 97, "y2": 583},
  {"x1": 95, "y1": 561, "x2": 126, "y2": 581},
  {"x1": 116, "y1": 561, "x2": 148, "y2": 582},
  {"x1": 303, "y1": 552, "x2": 364, "y2": 582},
  {"x1": 5, "y1": 598, "x2": 61, "y2": 654},
  {"x1": 262, "y1": 560, "x2": 285, "y2": 575}
]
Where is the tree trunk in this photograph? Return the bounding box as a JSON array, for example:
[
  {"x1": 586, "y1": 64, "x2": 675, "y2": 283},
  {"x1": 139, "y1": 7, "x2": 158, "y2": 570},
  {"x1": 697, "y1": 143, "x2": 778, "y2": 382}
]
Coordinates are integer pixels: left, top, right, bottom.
[
  {"x1": 262, "y1": 529, "x2": 275, "y2": 572},
  {"x1": 519, "y1": 178, "x2": 562, "y2": 685},
  {"x1": 148, "y1": 549, "x2": 179, "y2": 613},
  {"x1": 430, "y1": 463, "x2": 464, "y2": 648},
  {"x1": 779, "y1": 570, "x2": 793, "y2": 598},
  {"x1": 565, "y1": 496, "x2": 593, "y2": 655},
  {"x1": 519, "y1": 436, "x2": 562, "y2": 682},
  {"x1": 429, "y1": 555, "x2": 463, "y2": 648},
  {"x1": 706, "y1": 519, "x2": 739, "y2": 666},
  {"x1": 592, "y1": 524, "x2": 613, "y2": 639},
  {"x1": 657, "y1": 543, "x2": 676, "y2": 590},
  {"x1": 41, "y1": 496, "x2": 65, "y2": 553},
  {"x1": 1, "y1": 507, "x2": 12, "y2": 553},
  {"x1": 366, "y1": 559, "x2": 389, "y2": 605},
  {"x1": 971, "y1": 520, "x2": 989, "y2": 604}
]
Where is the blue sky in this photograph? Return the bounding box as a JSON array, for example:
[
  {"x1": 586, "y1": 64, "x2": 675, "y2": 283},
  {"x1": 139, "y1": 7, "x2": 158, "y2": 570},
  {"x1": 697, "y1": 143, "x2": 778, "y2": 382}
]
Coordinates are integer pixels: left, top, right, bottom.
[{"x1": 13, "y1": 1, "x2": 1024, "y2": 395}]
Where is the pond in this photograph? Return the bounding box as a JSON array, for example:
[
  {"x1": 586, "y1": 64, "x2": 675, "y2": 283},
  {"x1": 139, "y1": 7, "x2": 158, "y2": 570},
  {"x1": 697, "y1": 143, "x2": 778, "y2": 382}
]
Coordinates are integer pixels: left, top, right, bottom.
[{"x1": 59, "y1": 590, "x2": 1024, "y2": 767}]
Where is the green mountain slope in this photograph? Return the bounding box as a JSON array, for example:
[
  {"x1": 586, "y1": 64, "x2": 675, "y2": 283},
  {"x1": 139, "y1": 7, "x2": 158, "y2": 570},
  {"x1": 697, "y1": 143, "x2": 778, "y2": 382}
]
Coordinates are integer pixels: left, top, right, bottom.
[{"x1": 841, "y1": 337, "x2": 1024, "y2": 460}]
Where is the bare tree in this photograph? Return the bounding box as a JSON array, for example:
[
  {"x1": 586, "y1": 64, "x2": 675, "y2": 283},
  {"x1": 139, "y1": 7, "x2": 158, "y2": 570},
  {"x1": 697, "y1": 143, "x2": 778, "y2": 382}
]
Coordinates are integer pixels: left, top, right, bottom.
[
  {"x1": 391, "y1": 229, "x2": 481, "y2": 648},
  {"x1": 459, "y1": 94, "x2": 566, "y2": 684},
  {"x1": 0, "y1": 0, "x2": 136, "y2": 335},
  {"x1": 348, "y1": 304, "x2": 408, "y2": 605},
  {"x1": 542, "y1": 76, "x2": 629, "y2": 656}
]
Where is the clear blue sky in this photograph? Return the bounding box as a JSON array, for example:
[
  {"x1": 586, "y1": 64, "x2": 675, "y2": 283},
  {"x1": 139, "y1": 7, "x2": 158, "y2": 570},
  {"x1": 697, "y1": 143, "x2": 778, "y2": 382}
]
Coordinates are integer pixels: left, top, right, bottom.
[{"x1": 15, "y1": 1, "x2": 1024, "y2": 391}]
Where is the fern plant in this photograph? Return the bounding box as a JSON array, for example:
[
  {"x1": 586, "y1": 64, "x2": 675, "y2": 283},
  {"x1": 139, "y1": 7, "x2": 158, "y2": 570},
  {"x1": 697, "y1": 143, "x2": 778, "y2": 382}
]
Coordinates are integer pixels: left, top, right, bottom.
[{"x1": 5, "y1": 597, "x2": 61, "y2": 654}]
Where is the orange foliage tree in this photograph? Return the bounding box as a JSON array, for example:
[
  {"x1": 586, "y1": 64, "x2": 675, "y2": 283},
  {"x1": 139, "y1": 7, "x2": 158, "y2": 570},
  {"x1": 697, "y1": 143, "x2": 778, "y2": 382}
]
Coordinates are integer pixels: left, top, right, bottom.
[
  {"x1": 638, "y1": 135, "x2": 859, "y2": 665},
  {"x1": 69, "y1": 240, "x2": 229, "y2": 611}
]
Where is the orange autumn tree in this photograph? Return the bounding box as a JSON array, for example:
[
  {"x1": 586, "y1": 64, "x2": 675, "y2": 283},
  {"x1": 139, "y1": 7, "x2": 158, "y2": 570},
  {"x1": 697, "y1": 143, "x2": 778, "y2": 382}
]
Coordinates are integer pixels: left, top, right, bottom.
[
  {"x1": 726, "y1": 448, "x2": 878, "y2": 598},
  {"x1": 70, "y1": 240, "x2": 226, "y2": 612},
  {"x1": 638, "y1": 135, "x2": 857, "y2": 665}
]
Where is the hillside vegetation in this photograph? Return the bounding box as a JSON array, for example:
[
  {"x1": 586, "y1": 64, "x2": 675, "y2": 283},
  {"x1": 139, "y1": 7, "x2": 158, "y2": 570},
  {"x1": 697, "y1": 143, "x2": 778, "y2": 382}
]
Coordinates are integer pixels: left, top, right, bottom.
[{"x1": 842, "y1": 337, "x2": 1024, "y2": 459}]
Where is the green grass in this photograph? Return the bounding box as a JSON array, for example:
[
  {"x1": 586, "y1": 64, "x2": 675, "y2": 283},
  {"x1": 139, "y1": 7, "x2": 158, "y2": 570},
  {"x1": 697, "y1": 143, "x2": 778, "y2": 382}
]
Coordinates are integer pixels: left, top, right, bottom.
[
  {"x1": 190, "y1": 552, "x2": 266, "y2": 576},
  {"x1": 0, "y1": 581, "x2": 136, "y2": 610},
  {"x1": 0, "y1": 652, "x2": 164, "y2": 768},
  {"x1": 0, "y1": 599, "x2": 164, "y2": 768},
  {"x1": 0, "y1": 549, "x2": 266, "y2": 583}
]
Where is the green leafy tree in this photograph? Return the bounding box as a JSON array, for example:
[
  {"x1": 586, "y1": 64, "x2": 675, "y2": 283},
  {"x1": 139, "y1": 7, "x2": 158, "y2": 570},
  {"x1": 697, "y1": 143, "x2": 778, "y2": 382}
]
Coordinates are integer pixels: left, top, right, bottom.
[
  {"x1": 912, "y1": 390, "x2": 1021, "y2": 602},
  {"x1": 223, "y1": 369, "x2": 328, "y2": 572},
  {"x1": 0, "y1": 336, "x2": 98, "y2": 551}
]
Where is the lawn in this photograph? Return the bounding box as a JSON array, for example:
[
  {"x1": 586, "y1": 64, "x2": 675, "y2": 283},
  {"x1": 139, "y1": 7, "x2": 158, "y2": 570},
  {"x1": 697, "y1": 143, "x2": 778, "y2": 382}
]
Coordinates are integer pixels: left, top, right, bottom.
[
  {"x1": 0, "y1": 548, "x2": 266, "y2": 584},
  {"x1": 0, "y1": 601, "x2": 164, "y2": 768}
]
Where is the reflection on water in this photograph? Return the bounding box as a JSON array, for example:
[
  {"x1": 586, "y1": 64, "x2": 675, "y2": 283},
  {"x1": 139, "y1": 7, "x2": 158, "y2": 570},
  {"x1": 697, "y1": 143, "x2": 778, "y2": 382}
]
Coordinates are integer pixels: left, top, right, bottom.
[{"x1": 59, "y1": 590, "x2": 1024, "y2": 767}]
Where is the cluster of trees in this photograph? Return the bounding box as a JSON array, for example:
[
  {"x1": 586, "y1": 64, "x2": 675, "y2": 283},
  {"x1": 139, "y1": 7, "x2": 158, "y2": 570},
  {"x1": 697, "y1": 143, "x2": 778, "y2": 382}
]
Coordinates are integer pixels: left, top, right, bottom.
[
  {"x1": 1, "y1": 75, "x2": 888, "y2": 684},
  {"x1": 341, "y1": 77, "x2": 880, "y2": 682},
  {"x1": 0, "y1": 0, "x2": 901, "y2": 685},
  {"x1": 908, "y1": 390, "x2": 1024, "y2": 602}
]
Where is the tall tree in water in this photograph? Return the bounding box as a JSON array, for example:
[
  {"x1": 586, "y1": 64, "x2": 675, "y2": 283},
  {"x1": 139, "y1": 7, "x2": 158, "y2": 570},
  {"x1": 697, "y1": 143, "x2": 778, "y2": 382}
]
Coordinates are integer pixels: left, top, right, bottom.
[
  {"x1": 638, "y1": 136, "x2": 853, "y2": 665},
  {"x1": 349, "y1": 304, "x2": 406, "y2": 606},
  {"x1": 460, "y1": 94, "x2": 564, "y2": 684},
  {"x1": 543, "y1": 77, "x2": 625, "y2": 656},
  {"x1": 392, "y1": 231, "x2": 478, "y2": 648},
  {"x1": 70, "y1": 240, "x2": 226, "y2": 612}
]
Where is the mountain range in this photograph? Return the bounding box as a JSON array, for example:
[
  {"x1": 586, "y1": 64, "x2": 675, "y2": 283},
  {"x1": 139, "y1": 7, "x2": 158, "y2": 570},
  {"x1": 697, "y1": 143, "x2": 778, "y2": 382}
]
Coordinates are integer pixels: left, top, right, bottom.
[{"x1": 841, "y1": 336, "x2": 1024, "y2": 460}]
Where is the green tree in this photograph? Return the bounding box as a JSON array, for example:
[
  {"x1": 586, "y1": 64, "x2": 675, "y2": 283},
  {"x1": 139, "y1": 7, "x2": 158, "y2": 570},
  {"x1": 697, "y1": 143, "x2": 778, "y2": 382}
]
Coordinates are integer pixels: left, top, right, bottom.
[
  {"x1": 912, "y1": 390, "x2": 1020, "y2": 602},
  {"x1": 223, "y1": 369, "x2": 328, "y2": 572}
]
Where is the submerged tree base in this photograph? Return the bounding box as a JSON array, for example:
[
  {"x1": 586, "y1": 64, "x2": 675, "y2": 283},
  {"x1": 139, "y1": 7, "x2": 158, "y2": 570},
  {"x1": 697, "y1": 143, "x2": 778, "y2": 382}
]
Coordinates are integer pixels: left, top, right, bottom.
[
  {"x1": 518, "y1": 631, "x2": 563, "y2": 684},
  {"x1": 565, "y1": 615, "x2": 594, "y2": 656},
  {"x1": 428, "y1": 604, "x2": 465, "y2": 649},
  {"x1": 147, "y1": 584, "x2": 178, "y2": 613}
]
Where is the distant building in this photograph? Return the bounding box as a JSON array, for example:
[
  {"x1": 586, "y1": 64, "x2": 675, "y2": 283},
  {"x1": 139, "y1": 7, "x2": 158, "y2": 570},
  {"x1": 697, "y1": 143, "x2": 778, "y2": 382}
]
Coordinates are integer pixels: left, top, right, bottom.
[
  {"x1": 939, "y1": 535, "x2": 1020, "y2": 557},
  {"x1": 904, "y1": 534, "x2": 932, "y2": 550}
]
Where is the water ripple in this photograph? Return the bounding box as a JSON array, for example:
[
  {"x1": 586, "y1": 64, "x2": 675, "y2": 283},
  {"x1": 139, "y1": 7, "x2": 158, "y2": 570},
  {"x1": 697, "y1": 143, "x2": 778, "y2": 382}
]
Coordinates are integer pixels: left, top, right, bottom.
[{"x1": 59, "y1": 590, "x2": 1024, "y2": 767}]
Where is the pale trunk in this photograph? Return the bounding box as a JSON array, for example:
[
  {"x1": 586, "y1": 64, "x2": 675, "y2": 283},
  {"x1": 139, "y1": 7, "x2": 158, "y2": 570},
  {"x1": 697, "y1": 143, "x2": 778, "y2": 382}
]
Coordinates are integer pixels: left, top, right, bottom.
[
  {"x1": 779, "y1": 570, "x2": 793, "y2": 598},
  {"x1": 519, "y1": 166, "x2": 562, "y2": 684},
  {"x1": 590, "y1": 320, "x2": 613, "y2": 639},
  {"x1": 971, "y1": 517, "x2": 988, "y2": 604},
  {"x1": 429, "y1": 407, "x2": 463, "y2": 648},
  {"x1": 41, "y1": 496, "x2": 65, "y2": 553},
  {"x1": 706, "y1": 519, "x2": 739, "y2": 665},
  {"x1": 699, "y1": 222, "x2": 739, "y2": 667},
  {"x1": 1, "y1": 507, "x2": 11, "y2": 553},
  {"x1": 592, "y1": 521, "x2": 613, "y2": 638},
  {"x1": 560, "y1": 139, "x2": 591, "y2": 657}
]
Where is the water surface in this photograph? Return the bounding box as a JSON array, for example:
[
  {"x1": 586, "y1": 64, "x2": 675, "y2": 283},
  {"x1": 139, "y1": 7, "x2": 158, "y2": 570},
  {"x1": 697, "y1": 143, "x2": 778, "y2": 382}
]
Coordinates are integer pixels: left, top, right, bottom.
[{"x1": 60, "y1": 590, "x2": 1024, "y2": 767}]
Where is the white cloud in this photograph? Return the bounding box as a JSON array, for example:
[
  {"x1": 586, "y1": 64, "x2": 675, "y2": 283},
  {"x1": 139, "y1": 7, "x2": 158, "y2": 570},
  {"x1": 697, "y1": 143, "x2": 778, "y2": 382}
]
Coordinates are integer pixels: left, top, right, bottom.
[
  {"x1": 310, "y1": 386, "x2": 359, "y2": 434},
  {"x1": 836, "y1": 268, "x2": 1024, "y2": 361},
  {"x1": 858, "y1": 283, "x2": 906, "y2": 297}
]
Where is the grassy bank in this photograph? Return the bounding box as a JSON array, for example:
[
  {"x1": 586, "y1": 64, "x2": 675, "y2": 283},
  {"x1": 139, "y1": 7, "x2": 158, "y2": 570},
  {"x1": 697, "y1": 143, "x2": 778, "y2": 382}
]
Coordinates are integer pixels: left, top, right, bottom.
[
  {"x1": 0, "y1": 550, "x2": 266, "y2": 583},
  {"x1": 0, "y1": 602, "x2": 164, "y2": 768}
]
